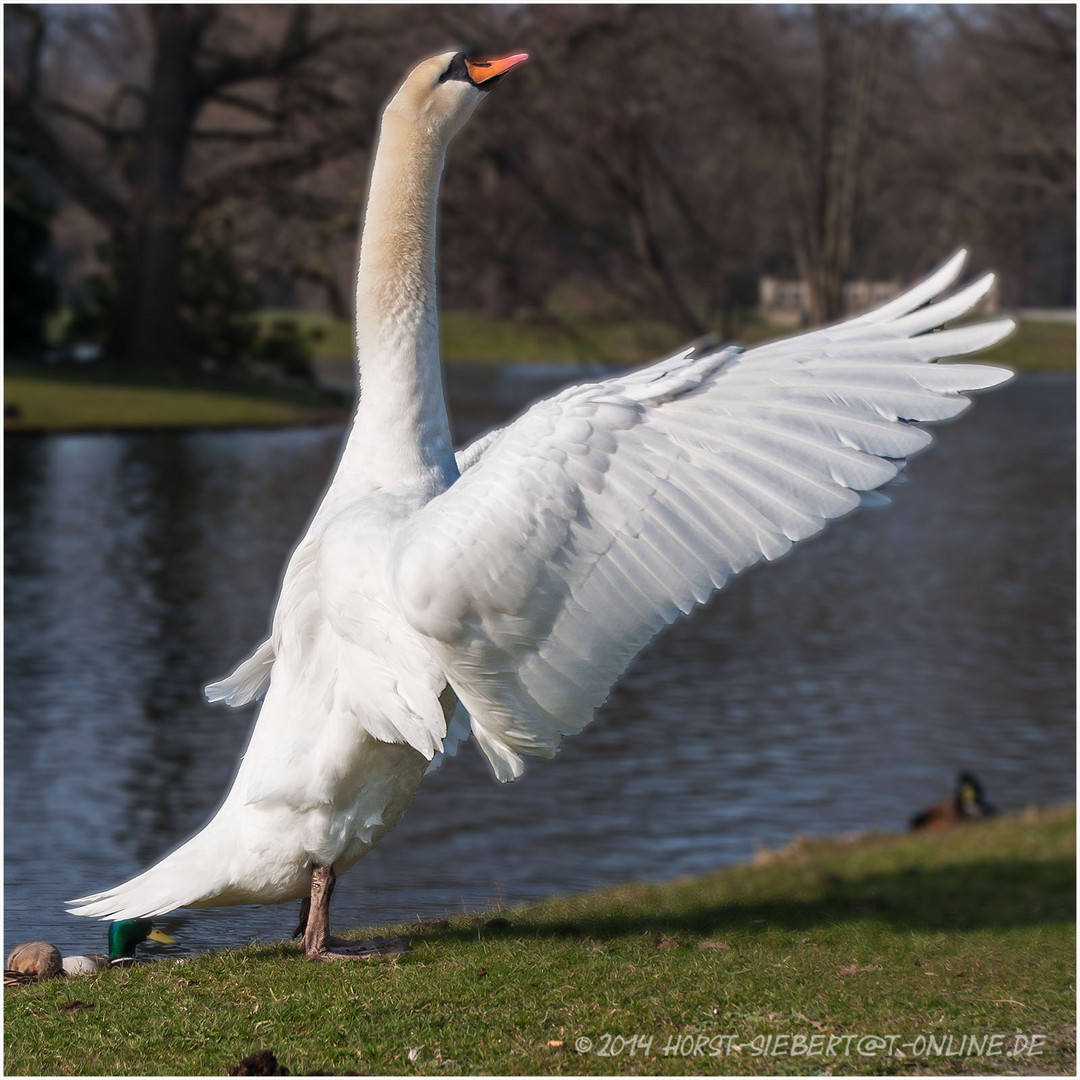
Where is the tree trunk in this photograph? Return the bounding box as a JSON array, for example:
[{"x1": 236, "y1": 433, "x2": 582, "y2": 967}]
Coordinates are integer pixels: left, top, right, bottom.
[
  {"x1": 789, "y1": 9, "x2": 879, "y2": 325},
  {"x1": 109, "y1": 219, "x2": 188, "y2": 368},
  {"x1": 107, "y1": 6, "x2": 205, "y2": 369}
]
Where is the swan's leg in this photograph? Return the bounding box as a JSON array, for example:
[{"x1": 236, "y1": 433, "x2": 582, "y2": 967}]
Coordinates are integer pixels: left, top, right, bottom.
[
  {"x1": 301, "y1": 864, "x2": 409, "y2": 961},
  {"x1": 301, "y1": 864, "x2": 336, "y2": 957},
  {"x1": 291, "y1": 895, "x2": 311, "y2": 940}
]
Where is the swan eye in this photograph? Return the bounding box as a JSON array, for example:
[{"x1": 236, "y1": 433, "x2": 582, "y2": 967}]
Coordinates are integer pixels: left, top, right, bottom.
[{"x1": 437, "y1": 52, "x2": 471, "y2": 86}]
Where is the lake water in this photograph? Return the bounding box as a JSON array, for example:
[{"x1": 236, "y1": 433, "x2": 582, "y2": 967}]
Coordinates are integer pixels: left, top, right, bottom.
[{"x1": 4, "y1": 369, "x2": 1075, "y2": 961}]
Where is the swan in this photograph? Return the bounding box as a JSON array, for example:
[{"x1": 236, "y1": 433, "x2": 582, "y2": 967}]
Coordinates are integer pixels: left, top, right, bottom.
[{"x1": 70, "y1": 49, "x2": 1013, "y2": 959}]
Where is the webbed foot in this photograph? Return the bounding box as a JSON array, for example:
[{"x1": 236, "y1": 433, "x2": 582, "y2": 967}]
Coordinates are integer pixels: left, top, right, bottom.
[
  {"x1": 300, "y1": 864, "x2": 410, "y2": 961},
  {"x1": 304, "y1": 935, "x2": 410, "y2": 961}
]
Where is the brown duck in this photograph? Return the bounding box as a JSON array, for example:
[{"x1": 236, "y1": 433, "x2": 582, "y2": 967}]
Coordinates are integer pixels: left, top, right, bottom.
[{"x1": 910, "y1": 771, "x2": 997, "y2": 830}]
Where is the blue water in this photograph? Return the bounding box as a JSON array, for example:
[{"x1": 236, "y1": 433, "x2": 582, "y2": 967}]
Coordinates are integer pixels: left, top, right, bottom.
[{"x1": 4, "y1": 369, "x2": 1074, "y2": 960}]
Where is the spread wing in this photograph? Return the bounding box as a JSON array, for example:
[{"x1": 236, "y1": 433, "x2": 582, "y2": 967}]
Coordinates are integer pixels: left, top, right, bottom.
[{"x1": 391, "y1": 251, "x2": 1013, "y2": 781}]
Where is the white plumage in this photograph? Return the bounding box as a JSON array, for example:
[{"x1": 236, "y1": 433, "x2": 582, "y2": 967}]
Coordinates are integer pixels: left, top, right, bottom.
[
  {"x1": 393, "y1": 256, "x2": 1011, "y2": 781},
  {"x1": 69, "y1": 51, "x2": 1011, "y2": 937}
]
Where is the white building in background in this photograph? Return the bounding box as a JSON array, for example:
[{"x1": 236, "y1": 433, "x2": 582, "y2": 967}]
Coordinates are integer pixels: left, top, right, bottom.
[
  {"x1": 842, "y1": 279, "x2": 905, "y2": 316},
  {"x1": 758, "y1": 277, "x2": 816, "y2": 326},
  {"x1": 759, "y1": 274, "x2": 1000, "y2": 326}
]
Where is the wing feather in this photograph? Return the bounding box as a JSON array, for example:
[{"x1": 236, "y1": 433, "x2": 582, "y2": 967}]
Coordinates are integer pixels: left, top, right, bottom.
[
  {"x1": 204, "y1": 639, "x2": 275, "y2": 706},
  {"x1": 393, "y1": 253, "x2": 1013, "y2": 780}
]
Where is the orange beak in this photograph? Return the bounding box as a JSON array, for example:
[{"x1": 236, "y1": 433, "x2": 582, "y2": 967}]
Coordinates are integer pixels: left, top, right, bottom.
[{"x1": 466, "y1": 52, "x2": 530, "y2": 87}]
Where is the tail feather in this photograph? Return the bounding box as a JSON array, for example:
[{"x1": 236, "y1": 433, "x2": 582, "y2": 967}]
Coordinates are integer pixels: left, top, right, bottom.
[{"x1": 68, "y1": 829, "x2": 231, "y2": 921}]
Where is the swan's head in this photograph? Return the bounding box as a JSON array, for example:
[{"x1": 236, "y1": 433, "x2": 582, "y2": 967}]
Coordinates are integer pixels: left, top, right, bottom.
[{"x1": 384, "y1": 49, "x2": 529, "y2": 144}]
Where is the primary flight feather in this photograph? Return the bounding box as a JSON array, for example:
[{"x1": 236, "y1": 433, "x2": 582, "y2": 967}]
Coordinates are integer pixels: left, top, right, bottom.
[{"x1": 69, "y1": 50, "x2": 1011, "y2": 957}]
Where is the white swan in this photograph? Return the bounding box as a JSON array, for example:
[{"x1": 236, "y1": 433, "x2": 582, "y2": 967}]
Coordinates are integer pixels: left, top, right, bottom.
[{"x1": 70, "y1": 49, "x2": 1013, "y2": 958}]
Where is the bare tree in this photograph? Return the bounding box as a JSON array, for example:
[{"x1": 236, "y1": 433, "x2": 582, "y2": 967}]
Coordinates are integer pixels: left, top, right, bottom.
[
  {"x1": 934, "y1": 4, "x2": 1076, "y2": 305},
  {"x1": 6, "y1": 3, "x2": 1073, "y2": 367},
  {"x1": 442, "y1": 5, "x2": 773, "y2": 342},
  {"x1": 704, "y1": 7, "x2": 907, "y2": 323},
  {"x1": 5, "y1": 4, "x2": 372, "y2": 368}
]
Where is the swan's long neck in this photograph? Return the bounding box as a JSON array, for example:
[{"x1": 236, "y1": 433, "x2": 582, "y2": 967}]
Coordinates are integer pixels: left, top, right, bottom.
[{"x1": 346, "y1": 114, "x2": 457, "y2": 490}]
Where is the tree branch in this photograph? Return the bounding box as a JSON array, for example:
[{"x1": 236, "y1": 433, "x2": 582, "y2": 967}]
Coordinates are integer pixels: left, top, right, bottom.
[
  {"x1": 6, "y1": 4, "x2": 46, "y2": 99},
  {"x1": 5, "y1": 74, "x2": 128, "y2": 229},
  {"x1": 40, "y1": 96, "x2": 137, "y2": 144},
  {"x1": 105, "y1": 83, "x2": 149, "y2": 131},
  {"x1": 190, "y1": 127, "x2": 284, "y2": 143},
  {"x1": 181, "y1": 125, "x2": 363, "y2": 220},
  {"x1": 195, "y1": 7, "x2": 362, "y2": 99},
  {"x1": 210, "y1": 90, "x2": 283, "y2": 123}
]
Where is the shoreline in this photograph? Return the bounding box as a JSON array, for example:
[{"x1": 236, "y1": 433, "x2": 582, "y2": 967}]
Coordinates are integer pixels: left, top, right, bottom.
[
  {"x1": 4, "y1": 368, "x2": 1072, "y2": 438},
  {"x1": 3, "y1": 413, "x2": 350, "y2": 437},
  {"x1": 5, "y1": 804, "x2": 1074, "y2": 1076}
]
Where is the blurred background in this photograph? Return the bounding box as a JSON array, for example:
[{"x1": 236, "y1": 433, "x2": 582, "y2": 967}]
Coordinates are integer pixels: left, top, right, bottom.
[
  {"x1": 4, "y1": 4, "x2": 1075, "y2": 383},
  {"x1": 4, "y1": 4, "x2": 1075, "y2": 958}
]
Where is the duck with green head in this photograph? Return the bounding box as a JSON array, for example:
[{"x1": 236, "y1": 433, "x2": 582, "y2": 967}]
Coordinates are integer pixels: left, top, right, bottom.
[{"x1": 5, "y1": 919, "x2": 175, "y2": 981}]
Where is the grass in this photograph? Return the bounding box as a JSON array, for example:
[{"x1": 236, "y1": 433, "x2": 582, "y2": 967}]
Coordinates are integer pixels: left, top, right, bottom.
[
  {"x1": 980, "y1": 318, "x2": 1076, "y2": 373},
  {"x1": 6, "y1": 312, "x2": 1072, "y2": 432},
  {"x1": 3, "y1": 375, "x2": 314, "y2": 430},
  {"x1": 280, "y1": 307, "x2": 1074, "y2": 372},
  {"x1": 3, "y1": 361, "x2": 348, "y2": 432},
  {"x1": 4, "y1": 805, "x2": 1074, "y2": 1076},
  {"x1": 260, "y1": 308, "x2": 685, "y2": 367}
]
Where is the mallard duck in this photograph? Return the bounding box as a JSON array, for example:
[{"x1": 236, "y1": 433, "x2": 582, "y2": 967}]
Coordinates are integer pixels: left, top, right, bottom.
[
  {"x1": 70, "y1": 50, "x2": 1012, "y2": 959},
  {"x1": 910, "y1": 771, "x2": 998, "y2": 830},
  {"x1": 4, "y1": 919, "x2": 175, "y2": 981}
]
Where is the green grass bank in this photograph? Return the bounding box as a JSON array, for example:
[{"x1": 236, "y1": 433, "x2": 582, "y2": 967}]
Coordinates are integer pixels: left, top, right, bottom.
[
  {"x1": 5, "y1": 315, "x2": 1072, "y2": 433},
  {"x1": 288, "y1": 310, "x2": 1075, "y2": 380},
  {"x1": 5, "y1": 805, "x2": 1074, "y2": 1076},
  {"x1": 3, "y1": 373, "x2": 323, "y2": 431},
  {"x1": 3, "y1": 359, "x2": 347, "y2": 433}
]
